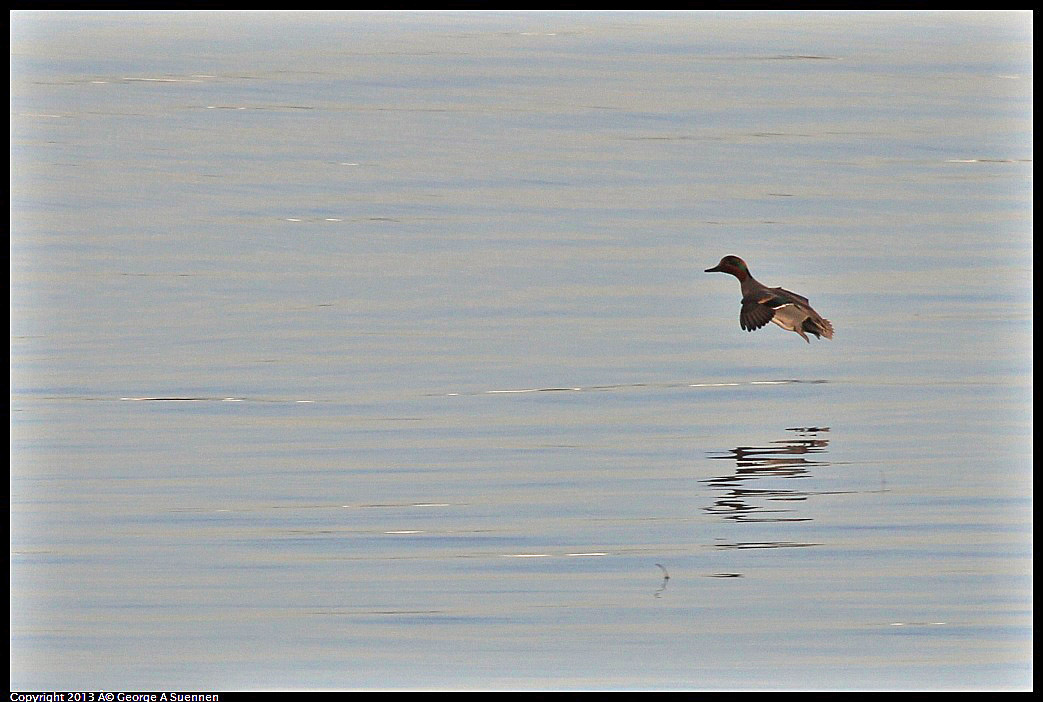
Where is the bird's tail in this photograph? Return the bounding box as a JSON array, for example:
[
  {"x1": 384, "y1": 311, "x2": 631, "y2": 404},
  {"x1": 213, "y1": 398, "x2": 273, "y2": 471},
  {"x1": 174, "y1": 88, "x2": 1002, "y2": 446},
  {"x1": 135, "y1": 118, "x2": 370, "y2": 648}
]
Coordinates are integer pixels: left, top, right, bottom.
[{"x1": 803, "y1": 316, "x2": 834, "y2": 340}]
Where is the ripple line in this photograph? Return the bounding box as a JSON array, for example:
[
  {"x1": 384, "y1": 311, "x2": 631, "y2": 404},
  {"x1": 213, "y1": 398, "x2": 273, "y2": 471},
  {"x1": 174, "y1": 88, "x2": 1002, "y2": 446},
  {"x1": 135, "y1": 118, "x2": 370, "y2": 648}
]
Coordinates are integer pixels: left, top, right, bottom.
[{"x1": 435, "y1": 379, "x2": 828, "y2": 397}]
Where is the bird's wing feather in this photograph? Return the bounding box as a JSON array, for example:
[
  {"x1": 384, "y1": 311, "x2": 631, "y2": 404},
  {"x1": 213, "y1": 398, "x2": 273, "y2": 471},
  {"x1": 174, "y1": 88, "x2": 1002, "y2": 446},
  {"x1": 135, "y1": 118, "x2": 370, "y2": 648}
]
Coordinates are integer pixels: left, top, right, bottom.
[
  {"x1": 740, "y1": 299, "x2": 775, "y2": 331},
  {"x1": 772, "y1": 287, "x2": 810, "y2": 306}
]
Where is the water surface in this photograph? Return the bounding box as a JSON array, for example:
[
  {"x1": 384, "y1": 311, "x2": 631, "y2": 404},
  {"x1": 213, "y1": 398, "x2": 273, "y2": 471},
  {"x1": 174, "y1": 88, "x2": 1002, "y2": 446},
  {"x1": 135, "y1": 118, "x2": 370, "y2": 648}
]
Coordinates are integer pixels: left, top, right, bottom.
[{"x1": 11, "y1": 11, "x2": 1032, "y2": 690}]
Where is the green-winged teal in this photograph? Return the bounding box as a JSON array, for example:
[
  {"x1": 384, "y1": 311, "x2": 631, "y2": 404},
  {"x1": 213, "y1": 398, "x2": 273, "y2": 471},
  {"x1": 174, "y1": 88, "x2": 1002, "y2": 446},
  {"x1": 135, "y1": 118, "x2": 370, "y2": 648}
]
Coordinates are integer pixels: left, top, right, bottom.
[{"x1": 705, "y1": 255, "x2": 834, "y2": 343}]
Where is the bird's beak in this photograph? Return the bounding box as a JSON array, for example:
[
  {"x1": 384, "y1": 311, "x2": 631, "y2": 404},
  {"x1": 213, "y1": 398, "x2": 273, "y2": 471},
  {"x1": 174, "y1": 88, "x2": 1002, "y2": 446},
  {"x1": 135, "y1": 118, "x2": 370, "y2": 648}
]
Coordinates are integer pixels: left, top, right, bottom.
[{"x1": 704, "y1": 264, "x2": 722, "y2": 273}]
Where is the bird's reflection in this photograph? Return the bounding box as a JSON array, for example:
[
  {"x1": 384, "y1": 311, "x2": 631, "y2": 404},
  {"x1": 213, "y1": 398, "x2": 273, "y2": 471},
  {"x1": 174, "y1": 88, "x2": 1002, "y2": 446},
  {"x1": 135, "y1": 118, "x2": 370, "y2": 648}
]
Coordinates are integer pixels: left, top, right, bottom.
[{"x1": 703, "y1": 427, "x2": 830, "y2": 522}]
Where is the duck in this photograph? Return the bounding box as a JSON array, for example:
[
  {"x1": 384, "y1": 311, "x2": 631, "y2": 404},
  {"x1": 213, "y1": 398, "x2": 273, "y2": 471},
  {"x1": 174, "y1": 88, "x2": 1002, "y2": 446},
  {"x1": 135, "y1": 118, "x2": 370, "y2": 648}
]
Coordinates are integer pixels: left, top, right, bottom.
[{"x1": 704, "y1": 255, "x2": 834, "y2": 343}]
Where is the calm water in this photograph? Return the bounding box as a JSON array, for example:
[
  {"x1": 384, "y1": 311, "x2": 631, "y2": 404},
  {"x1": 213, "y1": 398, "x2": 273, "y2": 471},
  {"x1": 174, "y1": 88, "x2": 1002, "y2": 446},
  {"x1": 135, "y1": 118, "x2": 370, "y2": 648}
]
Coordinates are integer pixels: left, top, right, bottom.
[{"x1": 10, "y1": 11, "x2": 1032, "y2": 690}]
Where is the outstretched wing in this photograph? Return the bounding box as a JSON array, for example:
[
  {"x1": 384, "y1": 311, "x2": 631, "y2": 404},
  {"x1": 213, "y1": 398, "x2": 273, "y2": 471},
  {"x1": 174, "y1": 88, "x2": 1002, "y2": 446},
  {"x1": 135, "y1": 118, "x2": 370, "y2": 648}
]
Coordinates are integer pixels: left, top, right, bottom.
[
  {"x1": 740, "y1": 297, "x2": 776, "y2": 332},
  {"x1": 739, "y1": 287, "x2": 817, "y2": 333}
]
